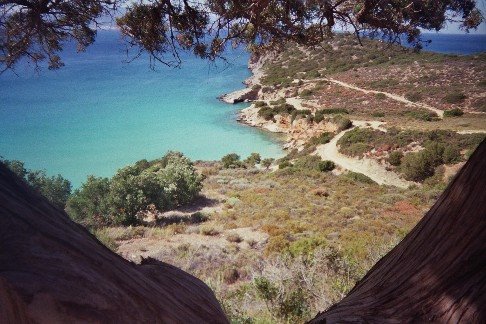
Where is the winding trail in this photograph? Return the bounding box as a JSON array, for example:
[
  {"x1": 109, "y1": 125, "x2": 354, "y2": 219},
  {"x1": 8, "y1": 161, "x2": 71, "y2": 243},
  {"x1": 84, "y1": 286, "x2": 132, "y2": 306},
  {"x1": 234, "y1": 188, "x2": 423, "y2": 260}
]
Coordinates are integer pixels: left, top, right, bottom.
[
  {"x1": 314, "y1": 122, "x2": 415, "y2": 189},
  {"x1": 303, "y1": 77, "x2": 445, "y2": 118}
]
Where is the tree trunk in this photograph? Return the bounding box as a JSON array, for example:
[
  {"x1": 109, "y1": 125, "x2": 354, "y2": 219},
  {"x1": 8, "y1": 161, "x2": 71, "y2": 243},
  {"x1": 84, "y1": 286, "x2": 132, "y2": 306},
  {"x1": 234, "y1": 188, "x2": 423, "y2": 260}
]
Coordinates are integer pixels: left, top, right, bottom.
[
  {"x1": 309, "y1": 140, "x2": 486, "y2": 323},
  {"x1": 0, "y1": 164, "x2": 228, "y2": 323}
]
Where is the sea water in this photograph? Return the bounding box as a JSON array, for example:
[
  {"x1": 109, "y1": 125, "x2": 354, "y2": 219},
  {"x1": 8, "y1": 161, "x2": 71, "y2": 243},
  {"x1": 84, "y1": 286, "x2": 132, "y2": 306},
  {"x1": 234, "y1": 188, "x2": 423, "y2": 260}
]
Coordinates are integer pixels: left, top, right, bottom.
[
  {"x1": 0, "y1": 31, "x2": 283, "y2": 186},
  {"x1": 1, "y1": 31, "x2": 485, "y2": 186}
]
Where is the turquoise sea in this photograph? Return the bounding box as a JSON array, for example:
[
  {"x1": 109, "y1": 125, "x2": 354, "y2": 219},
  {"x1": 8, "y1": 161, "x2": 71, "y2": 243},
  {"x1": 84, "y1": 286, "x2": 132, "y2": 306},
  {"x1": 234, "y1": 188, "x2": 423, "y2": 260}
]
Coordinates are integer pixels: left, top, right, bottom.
[
  {"x1": 1, "y1": 32, "x2": 485, "y2": 187},
  {"x1": 0, "y1": 31, "x2": 284, "y2": 186}
]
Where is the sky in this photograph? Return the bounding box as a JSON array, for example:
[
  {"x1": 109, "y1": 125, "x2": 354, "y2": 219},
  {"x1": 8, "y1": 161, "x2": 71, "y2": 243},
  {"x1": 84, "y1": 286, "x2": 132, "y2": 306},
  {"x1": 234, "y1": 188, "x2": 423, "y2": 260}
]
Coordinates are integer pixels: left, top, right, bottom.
[{"x1": 437, "y1": 0, "x2": 486, "y2": 34}]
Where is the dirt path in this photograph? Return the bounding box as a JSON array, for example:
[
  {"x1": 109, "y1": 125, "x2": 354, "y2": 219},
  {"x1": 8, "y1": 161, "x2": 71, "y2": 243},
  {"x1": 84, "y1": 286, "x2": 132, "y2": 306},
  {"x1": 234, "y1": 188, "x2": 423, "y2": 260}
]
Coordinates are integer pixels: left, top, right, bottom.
[
  {"x1": 302, "y1": 77, "x2": 445, "y2": 118},
  {"x1": 314, "y1": 122, "x2": 415, "y2": 189}
]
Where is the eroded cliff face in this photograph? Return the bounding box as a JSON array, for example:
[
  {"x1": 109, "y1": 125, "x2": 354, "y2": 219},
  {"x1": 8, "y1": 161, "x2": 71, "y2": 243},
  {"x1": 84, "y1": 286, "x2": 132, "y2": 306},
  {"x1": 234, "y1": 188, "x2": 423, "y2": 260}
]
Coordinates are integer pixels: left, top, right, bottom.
[
  {"x1": 0, "y1": 164, "x2": 228, "y2": 323},
  {"x1": 309, "y1": 140, "x2": 486, "y2": 323}
]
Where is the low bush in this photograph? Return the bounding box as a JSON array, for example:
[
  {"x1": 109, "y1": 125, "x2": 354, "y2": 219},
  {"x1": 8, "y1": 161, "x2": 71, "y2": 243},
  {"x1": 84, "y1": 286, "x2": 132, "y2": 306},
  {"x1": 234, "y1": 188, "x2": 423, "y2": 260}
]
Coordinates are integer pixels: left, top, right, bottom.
[
  {"x1": 334, "y1": 116, "x2": 353, "y2": 131},
  {"x1": 261, "y1": 158, "x2": 275, "y2": 169},
  {"x1": 404, "y1": 109, "x2": 439, "y2": 121},
  {"x1": 222, "y1": 153, "x2": 244, "y2": 168},
  {"x1": 299, "y1": 89, "x2": 314, "y2": 98},
  {"x1": 346, "y1": 143, "x2": 372, "y2": 157},
  {"x1": 291, "y1": 109, "x2": 312, "y2": 122},
  {"x1": 442, "y1": 146, "x2": 461, "y2": 164},
  {"x1": 371, "y1": 112, "x2": 385, "y2": 117},
  {"x1": 270, "y1": 98, "x2": 286, "y2": 106},
  {"x1": 443, "y1": 108, "x2": 464, "y2": 117},
  {"x1": 244, "y1": 153, "x2": 262, "y2": 167},
  {"x1": 308, "y1": 132, "x2": 334, "y2": 146},
  {"x1": 279, "y1": 161, "x2": 293, "y2": 169},
  {"x1": 318, "y1": 108, "x2": 349, "y2": 115},
  {"x1": 404, "y1": 91, "x2": 423, "y2": 102},
  {"x1": 318, "y1": 160, "x2": 336, "y2": 172},
  {"x1": 345, "y1": 172, "x2": 376, "y2": 184},
  {"x1": 2, "y1": 159, "x2": 72, "y2": 209},
  {"x1": 258, "y1": 106, "x2": 275, "y2": 121},
  {"x1": 313, "y1": 111, "x2": 324, "y2": 123},
  {"x1": 388, "y1": 151, "x2": 404, "y2": 166},
  {"x1": 400, "y1": 151, "x2": 435, "y2": 181},
  {"x1": 375, "y1": 93, "x2": 386, "y2": 100},
  {"x1": 254, "y1": 101, "x2": 267, "y2": 108},
  {"x1": 443, "y1": 92, "x2": 466, "y2": 104},
  {"x1": 292, "y1": 156, "x2": 315, "y2": 170},
  {"x1": 67, "y1": 152, "x2": 203, "y2": 226}
]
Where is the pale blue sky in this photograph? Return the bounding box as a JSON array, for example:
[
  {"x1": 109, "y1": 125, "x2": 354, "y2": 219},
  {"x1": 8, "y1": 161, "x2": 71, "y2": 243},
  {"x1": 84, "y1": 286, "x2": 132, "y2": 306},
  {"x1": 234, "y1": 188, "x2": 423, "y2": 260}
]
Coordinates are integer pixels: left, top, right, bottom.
[{"x1": 437, "y1": 0, "x2": 486, "y2": 34}]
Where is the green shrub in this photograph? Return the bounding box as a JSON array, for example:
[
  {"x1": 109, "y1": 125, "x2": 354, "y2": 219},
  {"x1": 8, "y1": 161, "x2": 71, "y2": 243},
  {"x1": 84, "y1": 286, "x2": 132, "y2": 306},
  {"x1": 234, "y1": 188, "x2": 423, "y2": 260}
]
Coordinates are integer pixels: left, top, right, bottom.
[
  {"x1": 443, "y1": 108, "x2": 464, "y2": 117},
  {"x1": 442, "y1": 146, "x2": 462, "y2": 164},
  {"x1": 334, "y1": 116, "x2": 353, "y2": 131},
  {"x1": 279, "y1": 161, "x2": 293, "y2": 169},
  {"x1": 388, "y1": 151, "x2": 403, "y2": 166},
  {"x1": 254, "y1": 101, "x2": 267, "y2": 107},
  {"x1": 375, "y1": 93, "x2": 386, "y2": 100},
  {"x1": 261, "y1": 158, "x2": 274, "y2": 169},
  {"x1": 404, "y1": 109, "x2": 439, "y2": 121},
  {"x1": 308, "y1": 132, "x2": 334, "y2": 146},
  {"x1": 258, "y1": 106, "x2": 275, "y2": 121},
  {"x1": 404, "y1": 91, "x2": 422, "y2": 102},
  {"x1": 270, "y1": 98, "x2": 286, "y2": 106},
  {"x1": 2, "y1": 159, "x2": 71, "y2": 209},
  {"x1": 400, "y1": 151, "x2": 435, "y2": 181},
  {"x1": 222, "y1": 153, "x2": 244, "y2": 168},
  {"x1": 345, "y1": 172, "x2": 376, "y2": 184},
  {"x1": 273, "y1": 103, "x2": 296, "y2": 115},
  {"x1": 371, "y1": 112, "x2": 385, "y2": 117},
  {"x1": 313, "y1": 110, "x2": 325, "y2": 123},
  {"x1": 318, "y1": 160, "x2": 336, "y2": 172},
  {"x1": 244, "y1": 153, "x2": 262, "y2": 167},
  {"x1": 299, "y1": 89, "x2": 314, "y2": 98},
  {"x1": 288, "y1": 237, "x2": 326, "y2": 257},
  {"x1": 66, "y1": 176, "x2": 111, "y2": 225},
  {"x1": 293, "y1": 155, "x2": 322, "y2": 171},
  {"x1": 68, "y1": 152, "x2": 203, "y2": 226},
  {"x1": 443, "y1": 92, "x2": 466, "y2": 104},
  {"x1": 291, "y1": 109, "x2": 311, "y2": 122},
  {"x1": 318, "y1": 108, "x2": 349, "y2": 115}
]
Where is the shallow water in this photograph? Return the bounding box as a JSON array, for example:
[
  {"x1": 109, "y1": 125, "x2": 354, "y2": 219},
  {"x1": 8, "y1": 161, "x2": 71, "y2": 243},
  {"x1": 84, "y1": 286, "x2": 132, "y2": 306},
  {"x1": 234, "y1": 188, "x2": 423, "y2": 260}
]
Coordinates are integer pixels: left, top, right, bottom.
[{"x1": 0, "y1": 31, "x2": 284, "y2": 186}]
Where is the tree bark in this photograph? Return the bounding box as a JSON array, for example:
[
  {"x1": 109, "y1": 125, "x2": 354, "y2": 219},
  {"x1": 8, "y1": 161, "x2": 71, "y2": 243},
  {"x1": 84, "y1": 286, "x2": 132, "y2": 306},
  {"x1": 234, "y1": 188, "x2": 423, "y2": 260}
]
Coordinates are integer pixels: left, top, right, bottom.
[
  {"x1": 0, "y1": 164, "x2": 228, "y2": 323},
  {"x1": 309, "y1": 140, "x2": 486, "y2": 323}
]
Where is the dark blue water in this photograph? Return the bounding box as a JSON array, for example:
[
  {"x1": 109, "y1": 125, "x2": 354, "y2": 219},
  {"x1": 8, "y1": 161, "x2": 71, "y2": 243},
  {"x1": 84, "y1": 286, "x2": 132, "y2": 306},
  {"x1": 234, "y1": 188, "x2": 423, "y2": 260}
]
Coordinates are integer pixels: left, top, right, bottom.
[{"x1": 420, "y1": 33, "x2": 486, "y2": 54}]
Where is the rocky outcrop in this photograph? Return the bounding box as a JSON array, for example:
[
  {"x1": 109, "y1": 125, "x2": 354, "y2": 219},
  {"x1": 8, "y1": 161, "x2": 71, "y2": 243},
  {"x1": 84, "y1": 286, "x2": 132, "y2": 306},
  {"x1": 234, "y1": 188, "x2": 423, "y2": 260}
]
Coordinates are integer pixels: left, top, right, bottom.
[
  {"x1": 219, "y1": 86, "x2": 259, "y2": 104},
  {"x1": 309, "y1": 140, "x2": 486, "y2": 323},
  {"x1": 219, "y1": 52, "x2": 271, "y2": 104},
  {"x1": 0, "y1": 164, "x2": 228, "y2": 323}
]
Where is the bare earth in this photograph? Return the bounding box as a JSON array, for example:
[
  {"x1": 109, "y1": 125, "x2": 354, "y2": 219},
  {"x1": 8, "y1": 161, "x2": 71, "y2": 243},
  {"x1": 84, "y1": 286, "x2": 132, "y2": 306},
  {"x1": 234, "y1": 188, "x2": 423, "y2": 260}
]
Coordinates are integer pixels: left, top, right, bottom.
[{"x1": 314, "y1": 122, "x2": 415, "y2": 189}]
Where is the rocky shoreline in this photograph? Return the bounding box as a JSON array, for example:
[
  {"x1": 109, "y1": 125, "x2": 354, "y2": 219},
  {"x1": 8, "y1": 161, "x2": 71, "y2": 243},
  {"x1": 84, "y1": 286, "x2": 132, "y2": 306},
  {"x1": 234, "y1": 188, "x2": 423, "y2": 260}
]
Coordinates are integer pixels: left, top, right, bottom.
[{"x1": 219, "y1": 53, "x2": 338, "y2": 151}]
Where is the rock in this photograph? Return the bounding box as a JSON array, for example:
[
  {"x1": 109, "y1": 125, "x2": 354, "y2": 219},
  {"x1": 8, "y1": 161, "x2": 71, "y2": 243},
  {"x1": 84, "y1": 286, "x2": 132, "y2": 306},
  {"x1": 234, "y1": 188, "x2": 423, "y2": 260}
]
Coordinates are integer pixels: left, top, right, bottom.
[
  {"x1": 219, "y1": 86, "x2": 259, "y2": 104},
  {"x1": 0, "y1": 164, "x2": 228, "y2": 323}
]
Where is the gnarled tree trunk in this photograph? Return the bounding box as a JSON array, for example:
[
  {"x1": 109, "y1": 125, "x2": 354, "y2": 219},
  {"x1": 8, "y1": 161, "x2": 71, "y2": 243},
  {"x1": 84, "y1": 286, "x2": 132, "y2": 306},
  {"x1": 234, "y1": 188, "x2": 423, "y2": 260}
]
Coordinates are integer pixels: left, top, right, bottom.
[
  {"x1": 310, "y1": 140, "x2": 486, "y2": 323},
  {"x1": 0, "y1": 164, "x2": 228, "y2": 323}
]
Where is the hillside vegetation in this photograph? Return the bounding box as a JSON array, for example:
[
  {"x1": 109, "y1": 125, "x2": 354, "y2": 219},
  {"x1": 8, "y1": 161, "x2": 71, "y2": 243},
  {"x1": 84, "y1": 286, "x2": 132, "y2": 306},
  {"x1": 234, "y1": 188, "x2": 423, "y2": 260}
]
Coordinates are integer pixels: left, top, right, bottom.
[{"x1": 4, "y1": 35, "x2": 485, "y2": 323}]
